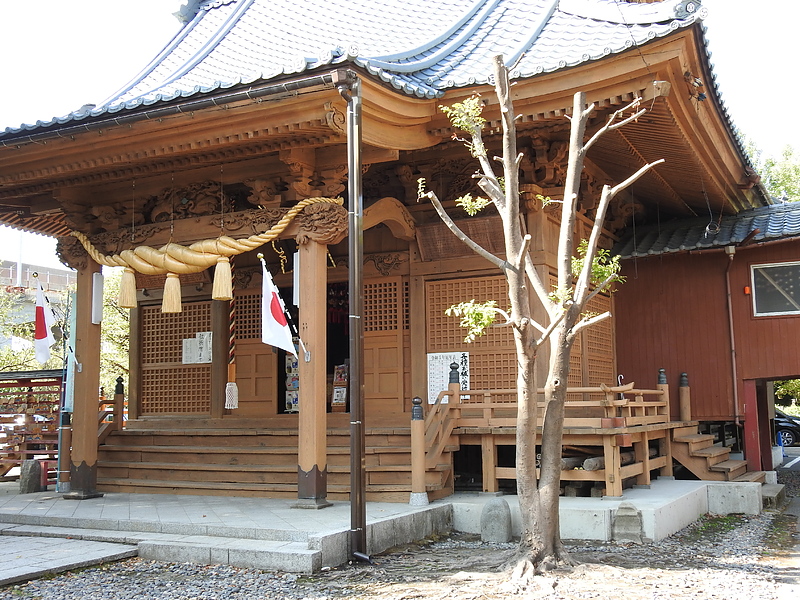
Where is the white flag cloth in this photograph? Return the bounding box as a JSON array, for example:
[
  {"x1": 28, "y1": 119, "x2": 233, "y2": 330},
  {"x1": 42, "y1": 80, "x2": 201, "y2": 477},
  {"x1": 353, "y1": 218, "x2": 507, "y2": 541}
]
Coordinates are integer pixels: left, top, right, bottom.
[
  {"x1": 34, "y1": 281, "x2": 56, "y2": 364},
  {"x1": 261, "y1": 261, "x2": 297, "y2": 356}
]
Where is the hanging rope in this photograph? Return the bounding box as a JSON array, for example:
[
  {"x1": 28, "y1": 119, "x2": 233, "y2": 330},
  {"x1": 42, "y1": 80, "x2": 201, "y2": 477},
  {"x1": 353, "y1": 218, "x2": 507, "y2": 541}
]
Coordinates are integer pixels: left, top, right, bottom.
[
  {"x1": 70, "y1": 196, "x2": 343, "y2": 275},
  {"x1": 225, "y1": 256, "x2": 238, "y2": 410},
  {"x1": 70, "y1": 196, "x2": 343, "y2": 312}
]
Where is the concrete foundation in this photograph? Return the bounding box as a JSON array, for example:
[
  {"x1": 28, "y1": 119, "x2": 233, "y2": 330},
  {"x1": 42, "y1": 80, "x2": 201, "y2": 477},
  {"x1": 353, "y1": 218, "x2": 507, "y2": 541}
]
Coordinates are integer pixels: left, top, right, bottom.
[
  {"x1": 0, "y1": 478, "x2": 778, "y2": 573},
  {"x1": 450, "y1": 478, "x2": 764, "y2": 543}
]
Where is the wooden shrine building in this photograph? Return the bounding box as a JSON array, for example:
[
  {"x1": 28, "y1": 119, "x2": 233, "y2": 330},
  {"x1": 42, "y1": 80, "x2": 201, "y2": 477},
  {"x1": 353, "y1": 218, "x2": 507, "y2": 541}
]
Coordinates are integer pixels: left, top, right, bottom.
[{"x1": 0, "y1": 0, "x2": 790, "y2": 502}]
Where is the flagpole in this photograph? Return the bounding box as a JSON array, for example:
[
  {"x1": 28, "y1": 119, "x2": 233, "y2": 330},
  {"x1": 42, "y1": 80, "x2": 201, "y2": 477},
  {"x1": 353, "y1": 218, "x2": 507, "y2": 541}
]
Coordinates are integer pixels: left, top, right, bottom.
[{"x1": 257, "y1": 254, "x2": 309, "y2": 361}]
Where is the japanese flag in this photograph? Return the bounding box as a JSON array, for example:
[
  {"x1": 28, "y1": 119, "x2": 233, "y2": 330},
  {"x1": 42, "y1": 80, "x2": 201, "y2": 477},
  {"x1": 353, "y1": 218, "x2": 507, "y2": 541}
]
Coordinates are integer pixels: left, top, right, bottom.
[
  {"x1": 261, "y1": 261, "x2": 297, "y2": 356},
  {"x1": 34, "y1": 280, "x2": 56, "y2": 364}
]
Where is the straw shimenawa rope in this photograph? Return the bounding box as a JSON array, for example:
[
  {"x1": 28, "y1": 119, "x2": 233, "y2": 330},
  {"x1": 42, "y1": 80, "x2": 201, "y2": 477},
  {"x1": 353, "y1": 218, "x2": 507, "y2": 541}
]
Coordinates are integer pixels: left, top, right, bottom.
[{"x1": 69, "y1": 197, "x2": 343, "y2": 275}]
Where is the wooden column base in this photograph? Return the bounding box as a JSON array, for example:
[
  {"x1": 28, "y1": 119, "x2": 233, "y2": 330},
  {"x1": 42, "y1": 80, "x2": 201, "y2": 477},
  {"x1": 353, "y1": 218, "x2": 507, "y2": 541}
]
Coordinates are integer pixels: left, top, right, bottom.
[
  {"x1": 294, "y1": 465, "x2": 332, "y2": 509},
  {"x1": 63, "y1": 461, "x2": 103, "y2": 500}
]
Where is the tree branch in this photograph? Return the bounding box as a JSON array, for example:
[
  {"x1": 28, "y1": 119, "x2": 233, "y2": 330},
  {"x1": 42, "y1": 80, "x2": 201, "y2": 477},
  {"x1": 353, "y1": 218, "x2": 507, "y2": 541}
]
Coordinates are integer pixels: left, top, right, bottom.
[
  {"x1": 583, "y1": 273, "x2": 619, "y2": 305},
  {"x1": 535, "y1": 304, "x2": 569, "y2": 347},
  {"x1": 608, "y1": 158, "x2": 665, "y2": 198},
  {"x1": 422, "y1": 190, "x2": 510, "y2": 271},
  {"x1": 571, "y1": 310, "x2": 612, "y2": 335},
  {"x1": 583, "y1": 97, "x2": 645, "y2": 153},
  {"x1": 574, "y1": 158, "x2": 664, "y2": 306}
]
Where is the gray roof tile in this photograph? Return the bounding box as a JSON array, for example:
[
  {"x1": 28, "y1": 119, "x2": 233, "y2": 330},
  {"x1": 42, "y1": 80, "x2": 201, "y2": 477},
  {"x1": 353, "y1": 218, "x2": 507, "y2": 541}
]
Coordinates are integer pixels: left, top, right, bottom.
[
  {"x1": 614, "y1": 202, "x2": 800, "y2": 259},
  {"x1": 2, "y1": 0, "x2": 704, "y2": 136}
]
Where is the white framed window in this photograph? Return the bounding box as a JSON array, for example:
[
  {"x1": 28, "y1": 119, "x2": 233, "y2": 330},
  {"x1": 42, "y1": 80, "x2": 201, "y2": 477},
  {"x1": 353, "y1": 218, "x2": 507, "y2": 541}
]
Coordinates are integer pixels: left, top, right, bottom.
[{"x1": 751, "y1": 261, "x2": 800, "y2": 316}]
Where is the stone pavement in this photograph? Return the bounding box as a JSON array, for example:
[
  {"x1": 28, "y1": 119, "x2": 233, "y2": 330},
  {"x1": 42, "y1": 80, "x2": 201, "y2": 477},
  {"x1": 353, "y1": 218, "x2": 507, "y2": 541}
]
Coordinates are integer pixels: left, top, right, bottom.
[
  {"x1": 0, "y1": 483, "x2": 450, "y2": 580},
  {"x1": 0, "y1": 535, "x2": 136, "y2": 586},
  {"x1": 0, "y1": 476, "x2": 792, "y2": 586}
]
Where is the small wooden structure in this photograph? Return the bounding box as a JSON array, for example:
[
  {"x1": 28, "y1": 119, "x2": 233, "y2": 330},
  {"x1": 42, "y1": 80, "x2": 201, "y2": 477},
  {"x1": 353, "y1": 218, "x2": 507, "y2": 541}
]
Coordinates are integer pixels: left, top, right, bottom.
[{"x1": 0, "y1": 370, "x2": 63, "y2": 485}]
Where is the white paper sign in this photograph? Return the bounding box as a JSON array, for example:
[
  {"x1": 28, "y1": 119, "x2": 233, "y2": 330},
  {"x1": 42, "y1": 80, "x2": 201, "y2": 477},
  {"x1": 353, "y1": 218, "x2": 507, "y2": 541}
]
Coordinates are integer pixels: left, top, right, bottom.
[
  {"x1": 182, "y1": 332, "x2": 213, "y2": 364},
  {"x1": 196, "y1": 332, "x2": 212, "y2": 363},
  {"x1": 427, "y1": 352, "x2": 469, "y2": 404},
  {"x1": 182, "y1": 338, "x2": 198, "y2": 364}
]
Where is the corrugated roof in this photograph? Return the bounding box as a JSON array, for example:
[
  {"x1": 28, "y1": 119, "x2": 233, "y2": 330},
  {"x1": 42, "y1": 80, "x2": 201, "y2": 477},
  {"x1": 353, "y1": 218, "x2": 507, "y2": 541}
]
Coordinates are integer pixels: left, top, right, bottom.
[
  {"x1": 614, "y1": 202, "x2": 800, "y2": 259},
  {"x1": 1, "y1": 0, "x2": 705, "y2": 138}
]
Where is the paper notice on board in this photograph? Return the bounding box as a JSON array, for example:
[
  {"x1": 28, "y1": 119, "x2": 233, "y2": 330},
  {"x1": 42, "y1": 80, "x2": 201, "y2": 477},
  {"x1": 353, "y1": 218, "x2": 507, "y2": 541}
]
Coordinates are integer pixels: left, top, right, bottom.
[{"x1": 427, "y1": 352, "x2": 469, "y2": 404}]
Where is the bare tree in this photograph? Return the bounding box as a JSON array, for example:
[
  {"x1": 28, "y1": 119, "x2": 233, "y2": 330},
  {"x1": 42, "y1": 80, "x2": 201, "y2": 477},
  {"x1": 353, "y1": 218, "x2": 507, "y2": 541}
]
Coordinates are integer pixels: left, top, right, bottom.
[{"x1": 419, "y1": 55, "x2": 663, "y2": 574}]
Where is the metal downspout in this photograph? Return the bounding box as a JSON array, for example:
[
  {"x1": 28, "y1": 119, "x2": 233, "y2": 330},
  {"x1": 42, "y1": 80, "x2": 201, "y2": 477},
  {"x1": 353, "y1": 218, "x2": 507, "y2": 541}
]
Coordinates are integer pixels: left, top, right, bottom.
[
  {"x1": 725, "y1": 247, "x2": 741, "y2": 425},
  {"x1": 336, "y1": 71, "x2": 369, "y2": 564}
]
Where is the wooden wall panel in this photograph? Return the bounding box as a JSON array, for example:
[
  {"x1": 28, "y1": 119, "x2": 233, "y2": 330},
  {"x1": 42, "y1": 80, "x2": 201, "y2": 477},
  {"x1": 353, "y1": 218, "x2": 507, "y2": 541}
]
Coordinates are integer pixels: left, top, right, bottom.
[
  {"x1": 234, "y1": 341, "x2": 277, "y2": 417},
  {"x1": 140, "y1": 301, "x2": 212, "y2": 415},
  {"x1": 617, "y1": 240, "x2": 800, "y2": 422},
  {"x1": 616, "y1": 252, "x2": 734, "y2": 420},
  {"x1": 732, "y1": 242, "x2": 800, "y2": 380},
  {"x1": 364, "y1": 277, "x2": 407, "y2": 415}
]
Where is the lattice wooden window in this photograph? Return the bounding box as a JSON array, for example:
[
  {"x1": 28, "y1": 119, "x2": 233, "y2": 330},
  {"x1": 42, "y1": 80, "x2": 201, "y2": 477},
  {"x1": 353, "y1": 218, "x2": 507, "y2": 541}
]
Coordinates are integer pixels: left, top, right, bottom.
[
  {"x1": 140, "y1": 301, "x2": 212, "y2": 414},
  {"x1": 402, "y1": 280, "x2": 410, "y2": 330},
  {"x1": 234, "y1": 291, "x2": 262, "y2": 340},
  {"x1": 426, "y1": 276, "x2": 515, "y2": 390},
  {"x1": 365, "y1": 279, "x2": 401, "y2": 332},
  {"x1": 584, "y1": 292, "x2": 614, "y2": 386}
]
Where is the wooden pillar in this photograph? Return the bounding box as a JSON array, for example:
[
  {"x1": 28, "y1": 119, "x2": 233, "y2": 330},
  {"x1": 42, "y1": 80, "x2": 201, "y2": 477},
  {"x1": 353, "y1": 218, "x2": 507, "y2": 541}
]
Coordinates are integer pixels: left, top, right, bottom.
[
  {"x1": 296, "y1": 239, "x2": 331, "y2": 508},
  {"x1": 481, "y1": 434, "x2": 498, "y2": 493},
  {"x1": 128, "y1": 306, "x2": 141, "y2": 420},
  {"x1": 742, "y1": 379, "x2": 762, "y2": 471},
  {"x1": 678, "y1": 372, "x2": 691, "y2": 422},
  {"x1": 409, "y1": 396, "x2": 428, "y2": 505},
  {"x1": 409, "y1": 241, "x2": 428, "y2": 407},
  {"x1": 64, "y1": 258, "x2": 103, "y2": 499},
  {"x1": 210, "y1": 299, "x2": 228, "y2": 418}
]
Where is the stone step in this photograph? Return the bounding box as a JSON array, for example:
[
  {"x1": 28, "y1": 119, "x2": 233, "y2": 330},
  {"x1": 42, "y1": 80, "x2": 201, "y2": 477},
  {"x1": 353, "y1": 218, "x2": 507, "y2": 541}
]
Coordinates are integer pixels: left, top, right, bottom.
[
  {"x1": 0, "y1": 524, "x2": 320, "y2": 573},
  {"x1": 761, "y1": 483, "x2": 786, "y2": 509}
]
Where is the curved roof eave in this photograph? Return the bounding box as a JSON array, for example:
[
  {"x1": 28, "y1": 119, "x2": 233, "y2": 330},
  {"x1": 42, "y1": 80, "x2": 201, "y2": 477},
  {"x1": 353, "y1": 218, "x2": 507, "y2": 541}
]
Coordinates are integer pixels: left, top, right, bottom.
[{"x1": 0, "y1": 0, "x2": 711, "y2": 141}]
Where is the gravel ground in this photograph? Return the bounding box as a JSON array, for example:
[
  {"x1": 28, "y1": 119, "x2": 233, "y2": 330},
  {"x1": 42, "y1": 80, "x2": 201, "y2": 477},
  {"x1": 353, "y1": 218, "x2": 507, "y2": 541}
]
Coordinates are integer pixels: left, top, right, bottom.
[{"x1": 1, "y1": 475, "x2": 798, "y2": 600}]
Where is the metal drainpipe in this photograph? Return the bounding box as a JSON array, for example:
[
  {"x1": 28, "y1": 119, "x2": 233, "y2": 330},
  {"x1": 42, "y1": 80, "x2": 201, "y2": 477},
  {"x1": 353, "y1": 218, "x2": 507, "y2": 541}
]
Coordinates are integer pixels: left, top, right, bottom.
[
  {"x1": 335, "y1": 70, "x2": 370, "y2": 564},
  {"x1": 724, "y1": 246, "x2": 741, "y2": 425}
]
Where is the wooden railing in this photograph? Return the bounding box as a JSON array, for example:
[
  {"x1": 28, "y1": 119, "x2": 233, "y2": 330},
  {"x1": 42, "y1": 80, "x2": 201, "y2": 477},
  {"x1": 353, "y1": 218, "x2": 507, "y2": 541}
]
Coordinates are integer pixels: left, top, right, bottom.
[
  {"x1": 413, "y1": 369, "x2": 680, "y2": 500},
  {"x1": 97, "y1": 377, "x2": 126, "y2": 444}
]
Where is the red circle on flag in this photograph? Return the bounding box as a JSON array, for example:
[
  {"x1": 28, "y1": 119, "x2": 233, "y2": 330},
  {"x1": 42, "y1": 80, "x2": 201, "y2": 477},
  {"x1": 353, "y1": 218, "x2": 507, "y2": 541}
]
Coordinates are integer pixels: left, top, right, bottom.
[{"x1": 270, "y1": 293, "x2": 288, "y2": 326}]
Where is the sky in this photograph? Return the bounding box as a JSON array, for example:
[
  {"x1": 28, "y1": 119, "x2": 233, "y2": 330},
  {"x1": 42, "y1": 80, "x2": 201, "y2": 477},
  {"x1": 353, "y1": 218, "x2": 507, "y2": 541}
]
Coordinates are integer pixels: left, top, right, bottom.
[{"x1": 0, "y1": 0, "x2": 797, "y2": 270}]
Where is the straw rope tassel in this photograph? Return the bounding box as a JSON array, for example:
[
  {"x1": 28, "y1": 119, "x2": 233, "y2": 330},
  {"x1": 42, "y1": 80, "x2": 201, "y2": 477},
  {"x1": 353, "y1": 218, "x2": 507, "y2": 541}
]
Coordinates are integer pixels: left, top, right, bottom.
[{"x1": 224, "y1": 257, "x2": 239, "y2": 409}]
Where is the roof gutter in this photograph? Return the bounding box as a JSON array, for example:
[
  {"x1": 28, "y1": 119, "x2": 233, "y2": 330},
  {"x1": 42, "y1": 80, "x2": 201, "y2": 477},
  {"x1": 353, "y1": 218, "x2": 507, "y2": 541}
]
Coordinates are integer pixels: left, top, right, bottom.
[{"x1": 0, "y1": 70, "x2": 344, "y2": 148}]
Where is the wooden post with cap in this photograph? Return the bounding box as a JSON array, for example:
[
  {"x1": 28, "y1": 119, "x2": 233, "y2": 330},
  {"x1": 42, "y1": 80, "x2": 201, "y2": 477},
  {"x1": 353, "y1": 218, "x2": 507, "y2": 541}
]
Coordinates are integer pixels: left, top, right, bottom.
[{"x1": 409, "y1": 396, "x2": 428, "y2": 505}]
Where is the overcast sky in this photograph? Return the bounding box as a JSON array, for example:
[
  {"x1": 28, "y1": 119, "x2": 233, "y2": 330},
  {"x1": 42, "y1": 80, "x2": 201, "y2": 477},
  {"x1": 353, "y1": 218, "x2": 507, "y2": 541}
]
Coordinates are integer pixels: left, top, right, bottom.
[{"x1": 0, "y1": 0, "x2": 796, "y2": 269}]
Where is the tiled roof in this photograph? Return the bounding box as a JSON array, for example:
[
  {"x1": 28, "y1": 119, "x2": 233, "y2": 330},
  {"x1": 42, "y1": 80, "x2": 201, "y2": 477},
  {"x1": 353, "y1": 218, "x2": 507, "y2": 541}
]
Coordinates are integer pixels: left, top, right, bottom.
[
  {"x1": 614, "y1": 202, "x2": 800, "y2": 259},
  {"x1": 1, "y1": 0, "x2": 705, "y2": 137}
]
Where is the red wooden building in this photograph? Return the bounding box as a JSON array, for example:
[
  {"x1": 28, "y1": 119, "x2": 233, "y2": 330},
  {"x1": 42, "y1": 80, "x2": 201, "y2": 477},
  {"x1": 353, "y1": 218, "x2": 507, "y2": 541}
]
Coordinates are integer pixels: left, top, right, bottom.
[{"x1": 616, "y1": 202, "x2": 800, "y2": 471}]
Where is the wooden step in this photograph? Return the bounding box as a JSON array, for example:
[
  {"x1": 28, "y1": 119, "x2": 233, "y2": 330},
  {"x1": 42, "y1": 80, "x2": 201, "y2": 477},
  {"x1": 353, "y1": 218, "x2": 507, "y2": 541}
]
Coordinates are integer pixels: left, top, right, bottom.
[
  {"x1": 708, "y1": 459, "x2": 748, "y2": 473},
  {"x1": 708, "y1": 459, "x2": 748, "y2": 480},
  {"x1": 689, "y1": 445, "x2": 730, "y2": 459},
  {"x1": 733, "y1": 470, "x2": 766, "y2": 483},
  {"x1": 673, "y1": 433, "x2": 715, "y2": 446}
]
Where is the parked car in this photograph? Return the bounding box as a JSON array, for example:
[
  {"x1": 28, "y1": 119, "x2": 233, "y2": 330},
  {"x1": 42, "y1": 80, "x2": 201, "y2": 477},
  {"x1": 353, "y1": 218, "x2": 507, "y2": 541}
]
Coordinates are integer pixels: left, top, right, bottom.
[{"x1": 775, "y1": 409, "x2": 800, "y2": 447}]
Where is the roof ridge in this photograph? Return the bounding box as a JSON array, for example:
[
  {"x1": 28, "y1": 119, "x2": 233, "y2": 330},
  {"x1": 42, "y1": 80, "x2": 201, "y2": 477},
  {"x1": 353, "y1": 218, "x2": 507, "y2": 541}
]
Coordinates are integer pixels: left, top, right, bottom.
[
  {"x1": 558, "y1": 0, "x2": 700, "y2": 25},
  {"x1": 363, "y1": 0, "x2": 502, "y2": 74},
  {"x1": 117, "y1": 0, "x2": 256, "y2": 107}
]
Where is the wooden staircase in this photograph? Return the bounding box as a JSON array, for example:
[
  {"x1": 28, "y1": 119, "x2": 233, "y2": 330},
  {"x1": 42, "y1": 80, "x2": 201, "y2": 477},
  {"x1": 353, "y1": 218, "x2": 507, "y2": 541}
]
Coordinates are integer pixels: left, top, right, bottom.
[
  {"x1": 97, "y1": 425, "x2": 452, "y2": 502},
  {"x1": 671, "y1": 425, "x2": 765, "y2": 483}
]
